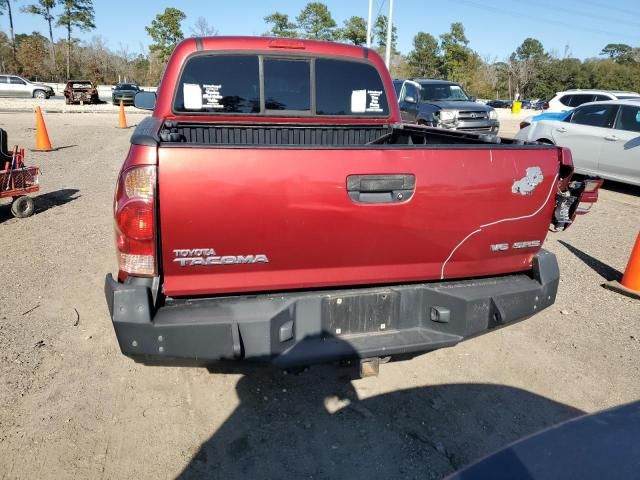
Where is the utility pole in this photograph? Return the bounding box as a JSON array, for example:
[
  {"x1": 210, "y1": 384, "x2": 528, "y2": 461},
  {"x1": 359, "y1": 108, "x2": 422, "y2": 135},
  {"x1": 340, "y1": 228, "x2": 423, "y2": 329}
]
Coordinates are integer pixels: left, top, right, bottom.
[
  {"x1": 385, "y1": 0, "x2": 394, "y2": 68},
  {"x1": 366, "y1": 0, "x2": 373, "y2": 48}
]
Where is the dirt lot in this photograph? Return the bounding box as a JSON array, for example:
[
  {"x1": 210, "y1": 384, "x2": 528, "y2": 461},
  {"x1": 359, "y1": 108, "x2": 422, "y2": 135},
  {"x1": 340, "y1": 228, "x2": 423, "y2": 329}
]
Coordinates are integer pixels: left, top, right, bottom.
[{"x1": 0, "y1": 112, "x2": 638, "y2": 480}]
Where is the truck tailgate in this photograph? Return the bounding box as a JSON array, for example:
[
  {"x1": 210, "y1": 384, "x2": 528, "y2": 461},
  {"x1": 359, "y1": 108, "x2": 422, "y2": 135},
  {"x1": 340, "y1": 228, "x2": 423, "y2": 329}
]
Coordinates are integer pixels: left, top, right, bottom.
[{"x1": 158, "y1": 146, "x2": 558, "y2": 296}]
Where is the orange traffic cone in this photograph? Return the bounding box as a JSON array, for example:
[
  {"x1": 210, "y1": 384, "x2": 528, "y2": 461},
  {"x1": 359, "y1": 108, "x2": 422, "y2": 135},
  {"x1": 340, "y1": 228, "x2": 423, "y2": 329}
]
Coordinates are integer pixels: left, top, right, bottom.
[
  {"x1": 34, "y1": 106, "x2": 53, "y2": 151},
  {"x1": 117, "y1": 99, "x2": 128, "y2": 129},
  {"x1": 604, "y1": 232, "x2": 640, "y2": 300}
]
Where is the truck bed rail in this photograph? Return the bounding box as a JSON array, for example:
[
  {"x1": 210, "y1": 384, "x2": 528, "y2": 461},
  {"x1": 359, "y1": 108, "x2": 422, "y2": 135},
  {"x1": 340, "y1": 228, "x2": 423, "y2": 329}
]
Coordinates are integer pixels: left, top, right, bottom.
[{"x1": 152, "y1": 121, "x2": 541, "y2": 148}]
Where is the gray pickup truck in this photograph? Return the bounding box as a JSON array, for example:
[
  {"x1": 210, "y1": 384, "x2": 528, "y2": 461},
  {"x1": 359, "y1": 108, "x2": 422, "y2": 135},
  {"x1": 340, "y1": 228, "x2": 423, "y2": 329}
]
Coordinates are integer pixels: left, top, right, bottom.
[{"x1": 394, "y1": 79, "x2": 499, "y2": 134}]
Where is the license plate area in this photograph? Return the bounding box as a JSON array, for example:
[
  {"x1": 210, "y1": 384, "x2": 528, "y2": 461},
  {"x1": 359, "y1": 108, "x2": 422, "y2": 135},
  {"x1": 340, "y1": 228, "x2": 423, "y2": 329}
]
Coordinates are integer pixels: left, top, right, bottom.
[{"x1": 322, "y1": 290, "x2": 398, "y2": 337}]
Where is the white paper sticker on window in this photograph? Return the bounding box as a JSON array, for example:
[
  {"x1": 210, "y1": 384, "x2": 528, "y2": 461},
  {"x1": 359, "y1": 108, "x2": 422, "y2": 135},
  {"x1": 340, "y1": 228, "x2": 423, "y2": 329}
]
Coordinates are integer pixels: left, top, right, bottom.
[
  {"x1": 203, "y1": 84, "x2": 223, "y2": 109},
  {"x1": 351, "y1": 89, "x2": 367, "y2": 113},
  {"x1": 366, "y1": 90, "x2": 383, "y2": 112},
  {"x1": 183, "y1": 83, "x2": 203, "y2": 110}
]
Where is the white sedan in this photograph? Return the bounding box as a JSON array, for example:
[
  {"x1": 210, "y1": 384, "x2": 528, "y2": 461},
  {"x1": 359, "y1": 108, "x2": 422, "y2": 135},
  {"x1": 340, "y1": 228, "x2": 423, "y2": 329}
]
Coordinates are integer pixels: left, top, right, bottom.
[{"x1": 516, "y1": 100, "x2": 640, "y2": 186}]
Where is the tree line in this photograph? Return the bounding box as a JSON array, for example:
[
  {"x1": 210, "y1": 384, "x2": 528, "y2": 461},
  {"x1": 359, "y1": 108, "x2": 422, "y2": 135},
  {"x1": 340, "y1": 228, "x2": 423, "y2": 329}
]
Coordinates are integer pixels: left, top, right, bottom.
[{"x1": 0, "y1": 0, "x2": 639, "y2": 99}]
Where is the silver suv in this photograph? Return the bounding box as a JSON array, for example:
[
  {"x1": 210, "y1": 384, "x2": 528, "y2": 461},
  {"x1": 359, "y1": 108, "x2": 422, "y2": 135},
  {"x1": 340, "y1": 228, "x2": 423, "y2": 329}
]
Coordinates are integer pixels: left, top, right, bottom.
[{"x1": 0, "y1": 75, "x2": 54, "y2": 99}]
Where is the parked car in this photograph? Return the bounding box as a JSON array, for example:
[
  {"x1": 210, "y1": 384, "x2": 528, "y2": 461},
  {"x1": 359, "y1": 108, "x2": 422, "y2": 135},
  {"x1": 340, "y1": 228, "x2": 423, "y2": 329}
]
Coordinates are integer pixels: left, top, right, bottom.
[
  {"x1": 0, "y1": 75, "x2": 54, "y2": 99},
  {"x1": 394, "y1": 79, "x2": 499, "y2": 134},
  {"x1": 486, "y1": 100, "x2": 511, "y2": 109},
  {"x1": 105, "y1": 36, "x2": 599, "y2": 370},
  {"x1": 112, "y1": 83, "x2": 141, "y2": 105},
  {"x1": 531, "y1": 99, "x2": 548, "y2": 110},
  {"x1": 63, "y1": 80, "x2": 99, "y2": 104},
  {"x1": 516, "y1": 99, "x2": 640, "y2": 186},
  {"x1": 546, "y1": 89, "x2": 640, "y2": 113}
]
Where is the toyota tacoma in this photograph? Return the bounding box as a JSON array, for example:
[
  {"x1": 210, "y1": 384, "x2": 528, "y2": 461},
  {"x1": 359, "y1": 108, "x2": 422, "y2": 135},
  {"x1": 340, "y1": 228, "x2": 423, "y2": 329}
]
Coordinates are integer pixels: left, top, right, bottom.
[{"x1": 105, "y1": 37, "x2": 599, "y2": 369}]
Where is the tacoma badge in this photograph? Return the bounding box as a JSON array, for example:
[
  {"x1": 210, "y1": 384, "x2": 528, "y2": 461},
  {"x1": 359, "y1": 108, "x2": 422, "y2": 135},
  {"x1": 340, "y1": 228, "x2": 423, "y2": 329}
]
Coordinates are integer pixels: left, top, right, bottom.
[{"x1": 173, "y1": 248, "x2": 269, "y2": 267}]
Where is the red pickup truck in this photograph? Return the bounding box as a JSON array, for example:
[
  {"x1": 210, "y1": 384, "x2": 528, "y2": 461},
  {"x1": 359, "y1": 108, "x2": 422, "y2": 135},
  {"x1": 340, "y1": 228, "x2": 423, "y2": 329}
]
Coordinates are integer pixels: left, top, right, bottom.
[{"x1": 105, "y1": 37, "x2": 599, "y2": 369}]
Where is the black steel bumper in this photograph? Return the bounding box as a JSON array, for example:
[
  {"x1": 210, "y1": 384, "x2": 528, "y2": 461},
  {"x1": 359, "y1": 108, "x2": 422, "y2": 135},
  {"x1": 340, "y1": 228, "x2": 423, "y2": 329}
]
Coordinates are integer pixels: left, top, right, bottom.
[{"x1": 105, "y1": 250, "x2": 559, "y2": 368}]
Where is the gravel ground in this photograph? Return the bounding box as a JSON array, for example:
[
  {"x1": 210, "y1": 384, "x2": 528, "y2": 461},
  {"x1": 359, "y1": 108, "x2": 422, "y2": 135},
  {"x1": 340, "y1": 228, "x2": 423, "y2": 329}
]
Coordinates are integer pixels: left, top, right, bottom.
[{"x1": 0, "y1": 112, "x2": 638, "y2": 480}]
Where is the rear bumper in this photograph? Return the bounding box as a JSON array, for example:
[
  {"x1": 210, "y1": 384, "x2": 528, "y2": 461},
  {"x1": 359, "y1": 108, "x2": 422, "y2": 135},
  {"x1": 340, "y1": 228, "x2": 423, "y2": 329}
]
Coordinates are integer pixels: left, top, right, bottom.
[{"x1": 105, "y1": 250, "x2": 559, "y2": 368}]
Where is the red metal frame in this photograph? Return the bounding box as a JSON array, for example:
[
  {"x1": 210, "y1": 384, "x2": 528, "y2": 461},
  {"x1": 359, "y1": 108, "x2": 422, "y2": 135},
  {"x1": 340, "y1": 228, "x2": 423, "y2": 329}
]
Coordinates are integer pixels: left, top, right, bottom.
[{"x1": 0, "y1": 147, "x2": 40, "y2": 199}]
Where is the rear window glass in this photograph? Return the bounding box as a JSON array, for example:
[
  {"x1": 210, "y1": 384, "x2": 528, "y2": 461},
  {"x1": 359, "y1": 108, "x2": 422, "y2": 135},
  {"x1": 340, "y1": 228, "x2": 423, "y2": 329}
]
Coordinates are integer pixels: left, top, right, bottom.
[
  {"x1": 316, "y1": 59, "x2": 388, "y2": 116},
  {"x1": 559, "y1": 95, "x2": 572, "y2": 106},
  {"x1": 174, "y1": 55, "x2": 260, "y2": 113},
  {"x1": 264, "y1": 58, "x2": 310, "y2": 111},
  {"x1": 568, "y1": 94, "x2": 595, "y2": 107},
  {"x1": 173, "y1": 54, "x2": 388, "y2": 117}
]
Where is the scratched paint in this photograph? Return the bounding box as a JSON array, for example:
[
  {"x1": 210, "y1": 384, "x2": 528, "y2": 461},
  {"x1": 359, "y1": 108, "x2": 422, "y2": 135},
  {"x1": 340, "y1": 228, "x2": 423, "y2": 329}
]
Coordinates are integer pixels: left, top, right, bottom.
[
  {"x1": 512, "y1": 166, "x2": 544, "y2": 195},
  {"x1": 440, "y1": 174, "x2": 558, "y2": 279}
]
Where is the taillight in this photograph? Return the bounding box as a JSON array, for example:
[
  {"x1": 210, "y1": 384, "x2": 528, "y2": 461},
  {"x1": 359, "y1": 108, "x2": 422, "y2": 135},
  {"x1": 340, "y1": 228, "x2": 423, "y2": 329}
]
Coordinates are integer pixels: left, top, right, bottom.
[
  {"x1": 114, "y1": 166, "x2": 157, "y2": 278},
  {"x1": 543, "y1": 102, "x2": 549, "y2": 110},
  {"x1": 117, "y1": 202, "x2": 154, "y2": 240}
]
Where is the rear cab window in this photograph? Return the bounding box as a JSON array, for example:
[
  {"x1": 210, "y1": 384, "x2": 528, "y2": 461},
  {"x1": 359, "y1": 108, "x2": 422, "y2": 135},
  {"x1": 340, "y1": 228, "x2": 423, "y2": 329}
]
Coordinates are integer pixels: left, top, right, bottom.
[
  {"x1": 174, "y1": 55, "x2": 260, "y2": 113},
  {"x1": 264, "y1": 58, "x2": 310, "y2": 112},
  {"x1": 173, "y1": 53, "x2": 389, "y2": 117}
]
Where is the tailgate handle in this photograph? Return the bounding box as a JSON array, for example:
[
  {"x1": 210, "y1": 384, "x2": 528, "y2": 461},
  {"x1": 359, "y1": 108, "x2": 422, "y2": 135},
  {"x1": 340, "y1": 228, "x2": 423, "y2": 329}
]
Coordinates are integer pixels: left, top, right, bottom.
[{"x1": 347, "y1": 174, "x2": 415, "y2": 204}]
